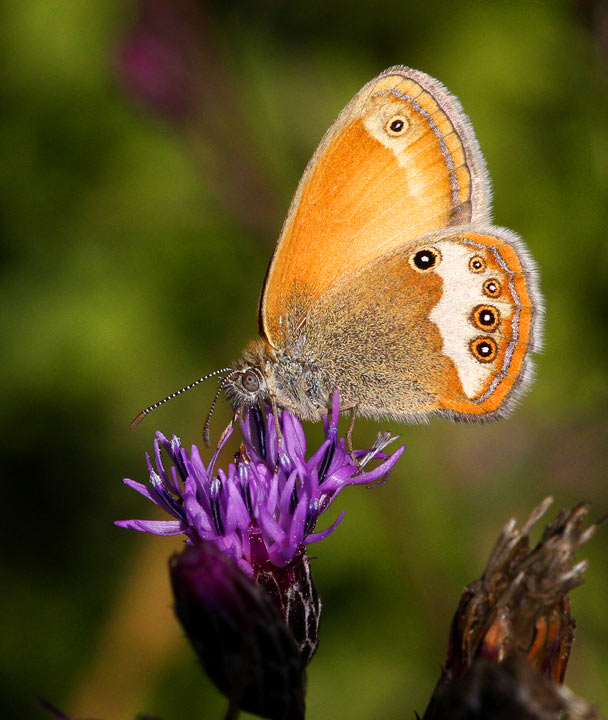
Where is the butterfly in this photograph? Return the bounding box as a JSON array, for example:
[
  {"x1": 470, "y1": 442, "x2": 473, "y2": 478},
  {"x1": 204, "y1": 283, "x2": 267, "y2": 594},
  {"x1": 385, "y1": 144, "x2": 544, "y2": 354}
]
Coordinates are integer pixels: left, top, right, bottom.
[{"x1": 133, "y1": 66, "x2": 543, "y2": 433}]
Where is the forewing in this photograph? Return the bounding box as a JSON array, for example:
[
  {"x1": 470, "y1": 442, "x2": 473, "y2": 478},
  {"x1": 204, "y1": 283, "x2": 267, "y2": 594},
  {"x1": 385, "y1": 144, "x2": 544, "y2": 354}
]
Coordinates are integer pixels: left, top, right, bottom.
[{"x1": 260, "y1": 66, "x2": 491, "y2": 346}]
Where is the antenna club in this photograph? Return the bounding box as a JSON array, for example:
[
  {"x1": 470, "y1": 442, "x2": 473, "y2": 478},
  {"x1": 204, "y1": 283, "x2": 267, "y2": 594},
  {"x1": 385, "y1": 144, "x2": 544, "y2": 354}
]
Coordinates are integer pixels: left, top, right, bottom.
[{"x1": 130, "y1": 411, "x2": 147, "y2": 429}]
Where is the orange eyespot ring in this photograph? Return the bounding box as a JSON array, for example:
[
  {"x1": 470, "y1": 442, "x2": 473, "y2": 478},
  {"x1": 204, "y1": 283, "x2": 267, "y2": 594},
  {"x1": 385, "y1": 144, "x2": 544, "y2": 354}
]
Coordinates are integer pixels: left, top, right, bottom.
[
  {"x1": 471, "y1": 304, "x2": 500, "y2": 332},
  {"x1": 409, "y1": 246, "x2": 441, "y2": 272},
  {"x1": 483, "y1": 278, "x2": 501, "y2": 297},
  {"x1": 385, "y1": 114, "x2": 409, "y2": 137},
  {"x1": 470, "y1": 337, "x2": 498, "y2": 363},
  {"x1": 469, "y1": 255, "x2": 486, "y2": 273}
]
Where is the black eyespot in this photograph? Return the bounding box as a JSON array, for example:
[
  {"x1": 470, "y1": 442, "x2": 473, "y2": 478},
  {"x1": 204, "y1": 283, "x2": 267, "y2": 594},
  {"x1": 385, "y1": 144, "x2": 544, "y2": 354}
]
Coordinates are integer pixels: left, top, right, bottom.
[
  {"x1": 483, "y1": 279, "x2": 501, "y2": 298},
  {"x1": 242, "y1": 370, "x2": 260, "y2": 393},
  {"x1": 385, "y1": 114, "x2": 408, "y2": 136},
  {"x1": 469, "y1": 255, "x2": 486, "y2": 273},
  {"x1": 410, "y1": 246, "x2": 441, "y2": 272},
  {"x1": 470, "y1": 337, "x2": 498, "y2": 363},
  {"x1": 472, "y1": 304, "x2": 500, "y2": 331}
]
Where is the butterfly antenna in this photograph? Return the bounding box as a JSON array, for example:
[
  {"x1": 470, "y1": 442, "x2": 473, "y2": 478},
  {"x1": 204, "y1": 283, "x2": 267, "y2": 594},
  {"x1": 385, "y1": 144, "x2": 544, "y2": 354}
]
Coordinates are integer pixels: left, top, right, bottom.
[
  {"x1": 130, "y1": 367, "x2": 234, "y2": 429},
  {"x1": 203, "y1": 370, "x2": 239, "y2": 447}
]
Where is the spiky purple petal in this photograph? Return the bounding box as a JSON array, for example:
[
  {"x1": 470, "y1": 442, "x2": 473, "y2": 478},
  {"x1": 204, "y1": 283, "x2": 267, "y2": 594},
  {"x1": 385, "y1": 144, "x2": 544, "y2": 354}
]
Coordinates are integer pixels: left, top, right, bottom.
[{"x1": 117, "y1": 394, "x2": 404, "y2": 575}]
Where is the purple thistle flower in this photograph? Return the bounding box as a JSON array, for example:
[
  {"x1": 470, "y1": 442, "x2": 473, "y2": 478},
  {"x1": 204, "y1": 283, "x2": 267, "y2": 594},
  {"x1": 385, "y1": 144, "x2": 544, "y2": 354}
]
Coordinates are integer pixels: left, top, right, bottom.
[
  {"x1": 117, "y1": 394, "x2": 403, "y2": 716},
  {"x1": 116, "y1": 393, "x2": 404, "y2": 577}
]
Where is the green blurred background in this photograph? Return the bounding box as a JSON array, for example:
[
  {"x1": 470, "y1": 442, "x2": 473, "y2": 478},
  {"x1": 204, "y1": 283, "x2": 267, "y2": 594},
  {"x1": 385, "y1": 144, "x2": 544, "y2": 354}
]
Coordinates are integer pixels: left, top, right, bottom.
[{"x1": 2, "y1": 0, "x2": 607, "y2": 718}]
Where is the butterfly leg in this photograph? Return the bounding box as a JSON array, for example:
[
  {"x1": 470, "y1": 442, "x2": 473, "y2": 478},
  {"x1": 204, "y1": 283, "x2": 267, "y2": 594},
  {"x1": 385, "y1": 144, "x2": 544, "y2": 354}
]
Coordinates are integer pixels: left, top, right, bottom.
[
  {"x1": 214, "y1": 412, "x2": 238, "y2": 455},
  {"x1": 346, "y1": 406, "x2": 359, "y2": 466},
  {"x1": 270, "y1": 395, "x2": 283, "y2": 464}
]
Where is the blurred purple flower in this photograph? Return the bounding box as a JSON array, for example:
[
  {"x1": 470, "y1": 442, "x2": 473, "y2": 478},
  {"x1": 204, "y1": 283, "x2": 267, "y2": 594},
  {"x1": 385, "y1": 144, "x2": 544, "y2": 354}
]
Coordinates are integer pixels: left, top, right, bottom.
[
  {"x1": 115, "y1": 0, "x2": 202, "y2": 119},
  {"x1": 114, "y1": 0, "x2": 283, "y2": 237},
  {"x1": 116, "y1": 394, "x2": 404, "y2": 577}
]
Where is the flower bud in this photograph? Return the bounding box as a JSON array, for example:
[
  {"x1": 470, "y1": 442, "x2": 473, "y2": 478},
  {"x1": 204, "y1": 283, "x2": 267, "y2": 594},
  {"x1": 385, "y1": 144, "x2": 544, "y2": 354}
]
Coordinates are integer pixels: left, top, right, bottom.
[
  {"x1": 255, "y1": 555, "x2": 322, "y2": 666},
  {"x1": 170, "y1": 542, "x2": 306, "y2": 720}
]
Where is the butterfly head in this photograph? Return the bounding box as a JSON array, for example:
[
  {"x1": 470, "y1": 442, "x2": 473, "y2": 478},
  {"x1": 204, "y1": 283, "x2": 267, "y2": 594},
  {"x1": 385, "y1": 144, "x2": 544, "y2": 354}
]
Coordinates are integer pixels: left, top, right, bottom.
[
  {"x1": 223, "y1": 340, "x2": 273, "y2": 410},
  {"x1": 225, "y1": 364, "x2": 268, "y2": 408},
  {"x1": 225, "y1": 339, "x2": 327, "y2": 422}
]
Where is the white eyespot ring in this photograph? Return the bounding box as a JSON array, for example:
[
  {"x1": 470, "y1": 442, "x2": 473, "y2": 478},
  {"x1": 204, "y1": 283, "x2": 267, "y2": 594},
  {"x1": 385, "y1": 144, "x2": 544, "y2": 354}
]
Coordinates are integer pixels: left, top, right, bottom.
[{"x1": 385, "y1": 114, "x2": 409, "y2": 137}]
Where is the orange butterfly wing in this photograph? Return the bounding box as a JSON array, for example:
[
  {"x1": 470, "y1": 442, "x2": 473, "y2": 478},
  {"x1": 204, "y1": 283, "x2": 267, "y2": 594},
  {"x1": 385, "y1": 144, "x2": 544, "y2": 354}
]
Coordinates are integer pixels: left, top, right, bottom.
[
  {"x1": 299, "y1": 227, "x2": 542, "y2": 421},
  {"x1": 259, "y1": 66, "x2": 491, "y2": 346}
]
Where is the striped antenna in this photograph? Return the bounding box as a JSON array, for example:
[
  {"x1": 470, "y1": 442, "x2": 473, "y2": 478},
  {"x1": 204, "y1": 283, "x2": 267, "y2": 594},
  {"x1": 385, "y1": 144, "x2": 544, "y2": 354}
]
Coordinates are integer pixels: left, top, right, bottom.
[
  {"x1": 130, "y1": 368, "x2": 233, "y2": 429},
  {"x1": 203, "y1": 370, "x2": 239, "y2": 447}
]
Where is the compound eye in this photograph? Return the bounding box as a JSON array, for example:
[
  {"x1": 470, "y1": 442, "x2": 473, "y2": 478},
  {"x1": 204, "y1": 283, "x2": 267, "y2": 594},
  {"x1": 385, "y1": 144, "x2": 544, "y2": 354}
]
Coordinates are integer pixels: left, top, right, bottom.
[{"x1": 242, "y1": 370, "x2": 260, "y2": 393}]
